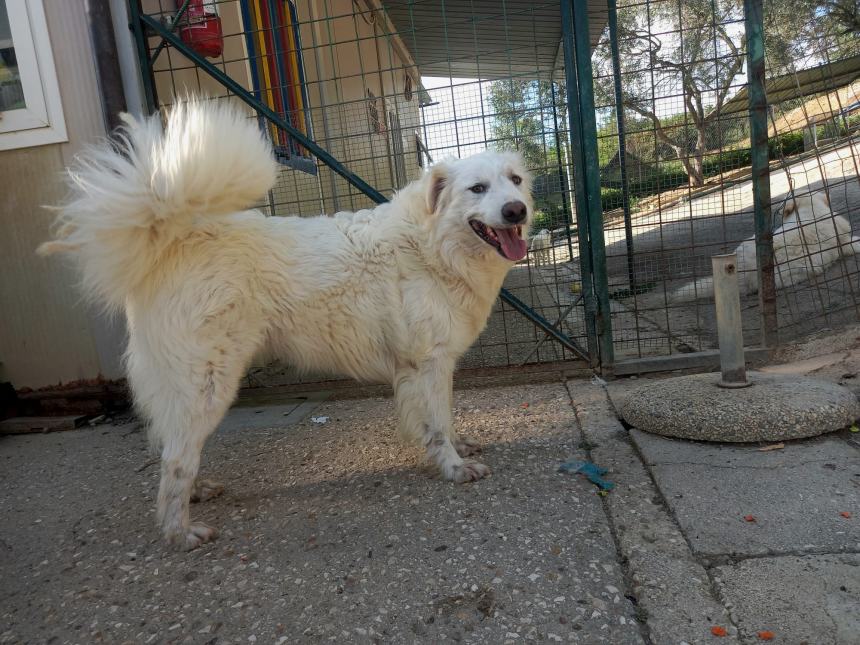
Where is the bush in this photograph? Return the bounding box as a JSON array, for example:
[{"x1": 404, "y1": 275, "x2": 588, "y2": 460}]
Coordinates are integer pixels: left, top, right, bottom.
[
  {"x1": 601, "y1": 187, "x2": 623, "y2": 211},
  {"x1": 770, "y1": 131, "x2": 804, "y2": 157},
  {"x1": 531, "y1": 210, "x2": 555, "y2": 231},
  {"x1": 602, "y1": 166, "x2": 688, "y2": 203},
  {"x1": 599, "y1": 130, "x2": 809, "y2": 200},
  {"x1": 702, "y1": 148, "x2": 751, "y2": 176}
]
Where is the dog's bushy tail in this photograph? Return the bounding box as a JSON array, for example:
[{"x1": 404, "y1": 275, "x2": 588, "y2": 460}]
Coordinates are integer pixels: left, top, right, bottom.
[
  {"x1": 670, "y1": 276, "x2": 714, "y2": 303},
  {"x1": 38, "y1": 99, "x2": 277, "y2": 310}
]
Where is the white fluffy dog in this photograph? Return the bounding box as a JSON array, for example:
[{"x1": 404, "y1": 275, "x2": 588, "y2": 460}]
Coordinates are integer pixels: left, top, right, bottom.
[
  {"x1": 39, "y1": 100, "x2": 534, "y2": 549},
  {"x1": 671, "y1": 192, "x2": 860, "y2": 301},
  {"x1": 530, "y1": 228, "x2": 552, "y2": 267}
]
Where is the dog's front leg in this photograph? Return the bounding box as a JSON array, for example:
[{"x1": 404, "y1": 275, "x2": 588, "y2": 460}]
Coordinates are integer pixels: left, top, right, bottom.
[{"x1": 394, "y1": 357, "x2": 490, "y2": 483}]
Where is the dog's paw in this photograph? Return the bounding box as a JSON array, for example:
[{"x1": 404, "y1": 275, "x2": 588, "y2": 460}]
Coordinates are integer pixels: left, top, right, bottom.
[
  {"x1": 190, "y1": 478, "x2": 225, "y2": 503},
  {"x1": 166, "y1": 522, "x2": 219, "y2": 550},
  {"x1": 454, "y1": 436, "x2": 482, "y2": 457},
  {"x1": 452, "y1": 459, "x2": 491, "y2": 483}
]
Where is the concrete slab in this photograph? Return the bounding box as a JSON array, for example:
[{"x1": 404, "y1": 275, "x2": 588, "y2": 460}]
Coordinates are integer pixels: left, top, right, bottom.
[
  {"x1": 714, "y1": 554, "x2": 860, "y2": 645},
  {"x1": 567, "y1": 380, "x2": 738, "y2": 644},
  {"x1": 0, "y1": 383, "x2": 643, "y2": 644},
  {"x1": 628, "y1": 429, "x2": 860, "y2": 557},
  {"x1": 220, "y1": 392, "x2": 329, "y2": 434}
]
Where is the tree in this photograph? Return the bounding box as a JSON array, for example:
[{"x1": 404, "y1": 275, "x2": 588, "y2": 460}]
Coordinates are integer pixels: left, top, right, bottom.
[
  {"x1": 487, "y1": 79, "x2": 566, "y2": 172},
  {"x1": 487, "y1": 79, "x2": 570, "y2": 225},
  {"x1": 593, "y1": 0, "x2": 859, "y2": 188},
  {"x1": 593, "y1": 0, "x2": 748, "y2": 187},
  {"x1": 765, "y1": 0, "x2": 860, "y2": 72},
  {"x1": 488, "y1": 0, "x2": 858, "y2": 193}
]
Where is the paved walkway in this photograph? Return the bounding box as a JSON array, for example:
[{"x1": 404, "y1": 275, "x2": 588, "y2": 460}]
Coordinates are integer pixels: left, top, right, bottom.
[{"x1": 1, "y1": 357, "x2": 858, "y2": 643}]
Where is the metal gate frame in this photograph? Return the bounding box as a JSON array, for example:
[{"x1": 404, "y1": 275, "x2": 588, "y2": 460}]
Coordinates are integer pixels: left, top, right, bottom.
[{"x1": 127, "y1": 0, "x2": 597, "y2": 369}]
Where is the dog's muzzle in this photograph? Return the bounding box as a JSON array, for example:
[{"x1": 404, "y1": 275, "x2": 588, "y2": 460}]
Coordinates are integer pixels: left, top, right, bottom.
[{"x1": 469, "y1": 220, "x2": 528, "y2": 261}]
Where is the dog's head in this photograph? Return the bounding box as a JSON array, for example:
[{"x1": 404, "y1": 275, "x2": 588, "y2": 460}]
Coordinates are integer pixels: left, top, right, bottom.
[
  {"x1": 782, "y1": 192, "x2": 831, "y2": 223},
  {"x1": 423, "y1": 150, "x2": 533, "y2": 263}
]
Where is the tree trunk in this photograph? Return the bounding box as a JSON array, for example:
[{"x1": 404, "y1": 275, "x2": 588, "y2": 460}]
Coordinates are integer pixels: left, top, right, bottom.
[
  {"x1": 687, "y1": 155, "x2": 704, "y2": 187},
  {"x1": 687, "y1": 130, "x2": 706, "y2": 187}
]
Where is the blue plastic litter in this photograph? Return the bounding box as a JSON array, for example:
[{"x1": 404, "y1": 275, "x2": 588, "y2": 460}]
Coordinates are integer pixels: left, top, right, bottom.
[{"x1": 558, "y1": 459, "x2": 615, "y2": 491}]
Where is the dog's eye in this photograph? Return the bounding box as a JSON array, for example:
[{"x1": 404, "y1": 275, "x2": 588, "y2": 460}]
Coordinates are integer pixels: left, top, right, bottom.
[
  {"x1": 511, "y1": 175, "x2": 522, "y2": 186},
  {"x1": 469, "y1": 184, "x2": 487, "y2": 194}
]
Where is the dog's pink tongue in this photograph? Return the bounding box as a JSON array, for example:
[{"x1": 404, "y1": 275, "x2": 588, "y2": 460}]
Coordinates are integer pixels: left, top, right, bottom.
[{"x1": 496, "y1": 227, "x2": 528, "y2": 261}]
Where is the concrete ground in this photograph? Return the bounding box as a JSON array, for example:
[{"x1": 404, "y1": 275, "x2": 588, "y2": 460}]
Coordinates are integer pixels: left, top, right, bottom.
[{"x1": 2, "y1": 344, "x2": 859, "y2": 644}]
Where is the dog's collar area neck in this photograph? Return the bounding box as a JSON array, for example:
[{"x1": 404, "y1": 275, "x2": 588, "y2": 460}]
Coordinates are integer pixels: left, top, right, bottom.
[{"x1": 468, "y1": 220, "x2": 527, "y2": 262}]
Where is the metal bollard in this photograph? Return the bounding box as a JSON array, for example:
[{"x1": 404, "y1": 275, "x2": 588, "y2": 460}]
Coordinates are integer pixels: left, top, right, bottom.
[{"x1": 712, "y1": 253, "x2": 750, "y2": 388}]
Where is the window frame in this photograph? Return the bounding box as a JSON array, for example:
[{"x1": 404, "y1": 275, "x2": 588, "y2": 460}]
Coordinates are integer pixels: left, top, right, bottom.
[{"x1": 0, "y1": 0, "x2": 67, "y2": 151}]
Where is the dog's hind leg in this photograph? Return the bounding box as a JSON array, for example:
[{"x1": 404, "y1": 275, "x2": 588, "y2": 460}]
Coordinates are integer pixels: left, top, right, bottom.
[
  {"x1": 155, "y1": 413, "x2": 222, "y2": 549},
  {"x1": 394, "y1": 355, "x2": 490, "y2": 483},
  {"x1": 129, "y1": 314, "x2": 264, "y2": 549}
]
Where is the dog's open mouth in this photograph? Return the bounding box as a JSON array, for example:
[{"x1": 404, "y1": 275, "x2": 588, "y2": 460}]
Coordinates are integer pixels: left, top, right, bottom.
[{"x1": 469, "y1": 220, "x2": 528, "y2": 262}]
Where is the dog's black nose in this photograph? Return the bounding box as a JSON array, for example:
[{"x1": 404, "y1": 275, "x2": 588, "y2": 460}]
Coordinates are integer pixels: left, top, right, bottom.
[{"x1": 502, "y1": 201, "x2": 527, "y2": 224}]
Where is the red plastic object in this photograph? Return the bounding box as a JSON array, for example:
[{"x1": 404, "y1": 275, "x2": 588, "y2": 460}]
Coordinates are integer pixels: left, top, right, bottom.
[{"x1": 178, "y1": 0, "x2": 223, "y2": 59}]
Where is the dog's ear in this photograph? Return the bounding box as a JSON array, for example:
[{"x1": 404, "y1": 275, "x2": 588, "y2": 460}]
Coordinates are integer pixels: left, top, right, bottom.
[
  {"x1": 426, "y1": 162, "x2": 450, "y2": 214},
  {"x1": 783, "y1": 199, "x2": 796, "y2": 220}
]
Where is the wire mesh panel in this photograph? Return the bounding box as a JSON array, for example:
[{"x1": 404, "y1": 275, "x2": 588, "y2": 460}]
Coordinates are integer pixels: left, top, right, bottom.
[
  {"x1": 131, "y1": 0, "x2": 860, "y2": 380},
  {"x1": 592, "y1": 0, "x2": 758, "y2": 360},
  {"x1": 591, "y1": 0, "x2": 860, "y2": 362},
  {"x1": 756, "y1": 3, "x2": 860, "y2": 342},
  {"x1": 133, "y1": 0, "x2": 598, "y2": 385}
]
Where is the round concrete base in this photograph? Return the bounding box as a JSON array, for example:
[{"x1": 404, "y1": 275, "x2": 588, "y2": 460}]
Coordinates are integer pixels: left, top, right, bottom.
[{"x1": 619, "y1": 371, "x2": 860, "y2": 442}]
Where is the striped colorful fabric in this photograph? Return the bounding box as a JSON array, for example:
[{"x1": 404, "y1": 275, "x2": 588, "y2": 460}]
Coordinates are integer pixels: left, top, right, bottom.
[{"x1": 240, "y1": 0, "x2": 315, "y2": 173}]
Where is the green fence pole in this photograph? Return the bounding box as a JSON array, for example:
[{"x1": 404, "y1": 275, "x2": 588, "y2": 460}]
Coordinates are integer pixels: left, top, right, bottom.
[
  {"x1": 561, "y1": 0, "x2": 614, "y2": 370},
  {"x1": 127, "y1": 0, "x2": 157, "y2": 113},
  {"x1": 149, "y1": 0, "x2": 191, "y2": 65},
  {"x1": 744, "y1": 0, "x2": 778, "y2": 347},
  {"x1": 561, "y1": 1, "x2": 598, "y2": 367}
]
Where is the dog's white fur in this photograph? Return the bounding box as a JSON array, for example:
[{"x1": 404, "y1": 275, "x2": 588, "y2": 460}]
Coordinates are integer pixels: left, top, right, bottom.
[
  {"x1": 530, "y1": 228, "x2": 552, "y2": 267},
  {"x1": 39, "y1": 100, "x2": 534, "y2": 549},
  {"x1": 671, "y1": 192, "x2": 860, "y2": 301}
]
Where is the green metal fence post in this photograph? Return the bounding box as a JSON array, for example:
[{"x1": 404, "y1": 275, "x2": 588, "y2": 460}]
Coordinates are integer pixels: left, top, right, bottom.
[
  {"x1": 149, "y1": 0, "x2": 192, "y2": 65},
  {"x1": 127, "y1": 0, "x2": 157, "y2": 113},
  {"x1": 744, "y1": 0, "x2": 778, "y2": 347},
  {"x1": 561, "y1": 3, "x2": 598, "y2": 367},
  {"x1": 561, "y1": 0, "x2": 614, "y2": 370}
]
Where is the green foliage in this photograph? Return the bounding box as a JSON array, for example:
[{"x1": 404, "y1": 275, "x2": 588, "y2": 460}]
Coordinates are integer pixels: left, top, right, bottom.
[
  {"x1": 600, "y1": 187, "x2": 623, "y2": 212},
  {"x1": 591, "y1": 0, "x2": 858, "y2": 186},
  {"x1": 531, "y1": 210, "x2": 557, "y2": 231},
  {"x1": 487, "y1": 79, "x2": 566, "y2": 172},
  {"x1": 769, "y1": 131, "x2": 805, "y2": 157}
]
